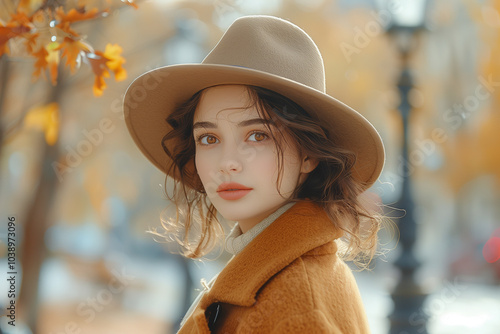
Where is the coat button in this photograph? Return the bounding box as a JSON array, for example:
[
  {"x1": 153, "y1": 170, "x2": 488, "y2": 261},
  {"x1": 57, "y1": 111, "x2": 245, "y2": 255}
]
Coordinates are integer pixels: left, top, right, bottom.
[{"x1": 205, "y1": 302, "x2": 221, "y2": 331}]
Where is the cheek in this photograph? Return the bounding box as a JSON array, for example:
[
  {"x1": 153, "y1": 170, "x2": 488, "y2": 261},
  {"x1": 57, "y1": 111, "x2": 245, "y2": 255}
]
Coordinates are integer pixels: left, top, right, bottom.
[
  {"x1": 195, "y1": 152, "x2": 212, "y2": 181},
  {"x1": 280, "y1": 153, "x2": 303, "y2": 184},
  {"x1": 249, "y1": 149, "x2": 279, "y2": 176}
]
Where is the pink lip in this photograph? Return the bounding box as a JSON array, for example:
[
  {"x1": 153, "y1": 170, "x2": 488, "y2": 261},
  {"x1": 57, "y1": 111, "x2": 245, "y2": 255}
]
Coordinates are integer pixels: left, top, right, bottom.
[
  {"x1": 217, "y1": 182, "x2": 252, "y2": 192},
  {"x1": 217, "y1": 182, "x2": 252, "y2": 201},
  {"x1": 218, "y1": 189, "x2": 252, "y2": 200}
]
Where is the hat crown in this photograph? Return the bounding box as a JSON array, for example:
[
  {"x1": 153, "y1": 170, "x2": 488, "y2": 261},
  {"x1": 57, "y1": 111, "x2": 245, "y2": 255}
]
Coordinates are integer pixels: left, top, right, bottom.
[{"x1": 202, "y1": 15, "x2": 326, "y2": 92}]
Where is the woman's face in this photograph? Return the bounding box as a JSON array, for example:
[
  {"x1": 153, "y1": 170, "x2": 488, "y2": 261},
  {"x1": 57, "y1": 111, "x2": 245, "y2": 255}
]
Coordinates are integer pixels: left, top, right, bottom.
[{"x1": 193, "y1": 85, "x2": 316, "y2": 232}]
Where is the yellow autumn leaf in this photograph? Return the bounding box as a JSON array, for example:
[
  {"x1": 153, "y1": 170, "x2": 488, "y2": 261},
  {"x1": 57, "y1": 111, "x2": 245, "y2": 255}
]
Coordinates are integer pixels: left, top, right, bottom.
[
  {"x1": 24, "y1": 102, "x2": 60, "y2": 145},
  {"x1": 93, "y1": 74, "x2": 108, "y2": 97},
  {"x1": 57, "y1": 37, "x2": 92, "y2": 73},
  {"x1": 103, "y1": 43, "x2": 126, "y2": 81},
  {"x1": 33, "y1": 42, "x2": 61, "y2": 85},
  {"x1": 46, "y1": 42, "x2": 60, "y2": 85},
  {"x1": 17, "y1": 0, "x2": 44, "y2": 15},
  {"x1": 88, "y1": 43, "x2": 126, "y2": 96}
]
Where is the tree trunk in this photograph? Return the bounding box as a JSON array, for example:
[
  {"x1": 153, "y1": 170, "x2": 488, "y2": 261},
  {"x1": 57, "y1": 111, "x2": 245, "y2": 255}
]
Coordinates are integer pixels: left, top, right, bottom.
[
  {"x1": 17, "y1": 76, "x2": 63, "y2": 332},
  {"x1": 0, "y1": 54, "x2": 10, "y2": 165}
]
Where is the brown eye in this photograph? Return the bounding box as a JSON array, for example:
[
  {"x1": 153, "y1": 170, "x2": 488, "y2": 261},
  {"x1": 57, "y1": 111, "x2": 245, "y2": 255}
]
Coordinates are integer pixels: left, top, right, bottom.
[
  {"x1": 197, "y1": 134, "x2": 219, "y2": 145},
  {"x1": 206, "y1": 136, "x2": 217, "y2": 144},
  {"x1": 249, "y1": 132, "x2": 268, "y2": 142}
]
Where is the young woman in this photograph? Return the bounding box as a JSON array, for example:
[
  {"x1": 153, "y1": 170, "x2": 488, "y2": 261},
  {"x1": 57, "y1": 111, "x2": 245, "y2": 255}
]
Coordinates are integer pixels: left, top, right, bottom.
[{"x1": 124, "y1": 15, "x2": 386, "y2": 333}]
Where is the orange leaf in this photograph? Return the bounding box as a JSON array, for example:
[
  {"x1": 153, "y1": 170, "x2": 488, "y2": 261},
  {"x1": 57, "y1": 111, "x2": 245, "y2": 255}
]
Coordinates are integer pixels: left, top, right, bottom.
[
  {"x1": 16, "y1": 0, "x2": 44, "y2": 15},
  {"x1": 87, "y1": 52, "x2": 110, "y2": 77},
  {"x1": 102, "y1": 43, "x2": 126, "y2": 81},
  {"x1": 55, "y1": 7, "x2": 104, "y2": 36},
  {"x1": 32, "y1": 46, "x2": 48, "y2": 79},
  {"x1": 17, "y1": 0, "x2": 31, "y2": 13},
  {"x1": 0, "y1": 24, "x2": 31, "y2": 56},
  {"x1": 86, "y1": 43, "x2": 126, "y2": 95},
  {"x1": 121, "y1": 0, "x2": 139, "y2": 9},
  {"x1": 87, "y1": 52, "x2": 110, "y2": 96},
  {"x1": 24, "y1": 102, "x2": 60, "y2": 145},
  {"x1": 32, "y1": 11, "x2": 45, "y2": 24},
  {"x1": 32, "y1": 42, "x2": 60, "y2": 85},
  {"x1": 46, "y1": 42, "x2": 60, "y2": 85},
  {"x1": 0, "y1": 11, "x2": 33, "y2": 56},
  {"x1": 57, "y1": 37, "x2": 91, "y2": 73},
  {"x1": 24, "y1": 31, "x2": 39, "y2": 54},
  {"x1": 93, "y1": 74, "x2": 107, "y2": 97},
  {"x1": 56, "y1": 7, "x2": 101, "y2": 23},
  {"x1": 9, "y1": 11, "x2": 32, "y2": 26},
  {"x1": 0, "y1": 27, "x2": 13, "y2": 56}
]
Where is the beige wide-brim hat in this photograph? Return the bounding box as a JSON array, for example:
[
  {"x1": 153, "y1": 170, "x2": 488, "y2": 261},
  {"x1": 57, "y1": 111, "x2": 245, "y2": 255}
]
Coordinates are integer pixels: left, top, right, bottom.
[{"x1": 124, "y1": 15, "x2": 385, "y2": 190}]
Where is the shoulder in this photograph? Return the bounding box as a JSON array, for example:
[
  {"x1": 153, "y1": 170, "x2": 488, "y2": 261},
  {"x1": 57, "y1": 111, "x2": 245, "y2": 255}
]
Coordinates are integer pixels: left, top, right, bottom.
[
  {"x1": 235, "y1": 244, "x2": 337, "y2": 319},
  {"x1": 231, "y1": 242, "x2": 340, "y2": 332},
  {"x1": 267, "y1": 240, "x2": 356, "y2": 303},
  {"x1": 217, "y1": 241, "x2": 370, "y2": 333},
  {"x1": 252, "y1": 241, "x2": 370, "y2": 333}
]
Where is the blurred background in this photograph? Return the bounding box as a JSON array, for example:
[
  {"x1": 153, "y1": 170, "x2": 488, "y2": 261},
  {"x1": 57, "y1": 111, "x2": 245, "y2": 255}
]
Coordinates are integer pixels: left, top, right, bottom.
[{"x1": 1, "y1": 0, "x2": 500, "y2": 333}]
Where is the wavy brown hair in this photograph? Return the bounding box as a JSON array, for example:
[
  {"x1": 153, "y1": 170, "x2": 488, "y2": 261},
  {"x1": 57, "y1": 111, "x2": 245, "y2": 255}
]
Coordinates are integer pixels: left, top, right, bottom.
[{"x1": 152, "y1": 85, "x2": 390, "y2": 268}]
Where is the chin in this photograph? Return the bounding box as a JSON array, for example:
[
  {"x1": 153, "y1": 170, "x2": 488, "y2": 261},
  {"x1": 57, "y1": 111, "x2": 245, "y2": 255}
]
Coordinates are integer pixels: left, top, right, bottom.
[{"x1": 214, "y1": 205, "x2": 252, "y2": 222}]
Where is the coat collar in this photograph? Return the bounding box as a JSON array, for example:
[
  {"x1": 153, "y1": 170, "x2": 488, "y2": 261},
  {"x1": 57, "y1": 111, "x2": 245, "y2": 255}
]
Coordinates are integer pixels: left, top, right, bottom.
[{"x1": 199, "y1": 200, "x2": 342, "y2": 310}]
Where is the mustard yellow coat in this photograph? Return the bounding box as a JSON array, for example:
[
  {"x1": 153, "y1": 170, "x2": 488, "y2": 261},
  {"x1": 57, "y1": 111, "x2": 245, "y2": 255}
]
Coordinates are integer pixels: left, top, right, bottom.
[{"x1": 178, "y1": 201, "x2": 370, "y2": 333}]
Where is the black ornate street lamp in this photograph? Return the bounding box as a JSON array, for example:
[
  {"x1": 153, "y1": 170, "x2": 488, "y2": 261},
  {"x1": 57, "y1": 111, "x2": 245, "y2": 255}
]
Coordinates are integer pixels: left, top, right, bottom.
[{"x1": 375, "y1": 0, "x2": 430, "y2": 333}]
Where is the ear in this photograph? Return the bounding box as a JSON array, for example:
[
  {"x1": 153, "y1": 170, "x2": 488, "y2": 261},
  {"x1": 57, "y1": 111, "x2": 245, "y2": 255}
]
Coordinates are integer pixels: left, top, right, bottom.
[{"x1": 300, "y1": 156, "x2": 319, "y2": 174}]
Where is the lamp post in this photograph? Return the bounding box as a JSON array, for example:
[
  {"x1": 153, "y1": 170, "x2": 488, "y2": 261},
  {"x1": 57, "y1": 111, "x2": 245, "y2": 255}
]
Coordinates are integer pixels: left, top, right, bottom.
[{"x1": 375, "y1": 0, "x2": 429, "y2": 333}]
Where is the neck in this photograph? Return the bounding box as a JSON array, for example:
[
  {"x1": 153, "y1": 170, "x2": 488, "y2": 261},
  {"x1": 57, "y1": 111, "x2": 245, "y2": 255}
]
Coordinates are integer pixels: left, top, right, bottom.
[
  {"x1": 225, "y1": 201, "x2": 297, "y2": 255},
  {"x1": 237, "y1": 202, "x2": 293, "y2": 233}
]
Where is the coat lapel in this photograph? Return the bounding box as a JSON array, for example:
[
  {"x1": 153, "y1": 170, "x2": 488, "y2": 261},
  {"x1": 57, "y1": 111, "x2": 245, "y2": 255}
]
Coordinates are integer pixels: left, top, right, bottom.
[
  {"x1": 200, "y1": 200, "x2": 342, "y2": 310},
  {"x1": 192, "y1": 305, "x2": 211, "y2": 334}
]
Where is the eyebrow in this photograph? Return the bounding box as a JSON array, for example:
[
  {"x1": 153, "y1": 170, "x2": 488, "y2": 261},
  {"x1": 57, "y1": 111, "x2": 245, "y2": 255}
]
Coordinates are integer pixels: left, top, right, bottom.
[{"x1": 192, "y1": 118, "x2": 274, "y2": 130}]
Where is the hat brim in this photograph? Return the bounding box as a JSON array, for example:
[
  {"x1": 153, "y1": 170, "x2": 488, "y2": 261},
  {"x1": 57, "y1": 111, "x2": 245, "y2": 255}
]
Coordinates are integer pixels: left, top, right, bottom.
[{"x1": 123, "y1": 64, "x2": 385, "y2": 190}]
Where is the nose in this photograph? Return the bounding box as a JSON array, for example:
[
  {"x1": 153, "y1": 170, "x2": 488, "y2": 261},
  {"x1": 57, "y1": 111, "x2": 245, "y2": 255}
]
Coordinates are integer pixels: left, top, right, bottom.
[
  {"x1": 219, "y1": 158, "x2": 242, "y2": 174},
  {"x1": 218, "y1": 142, "x2": 243, "y2": 174}
]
